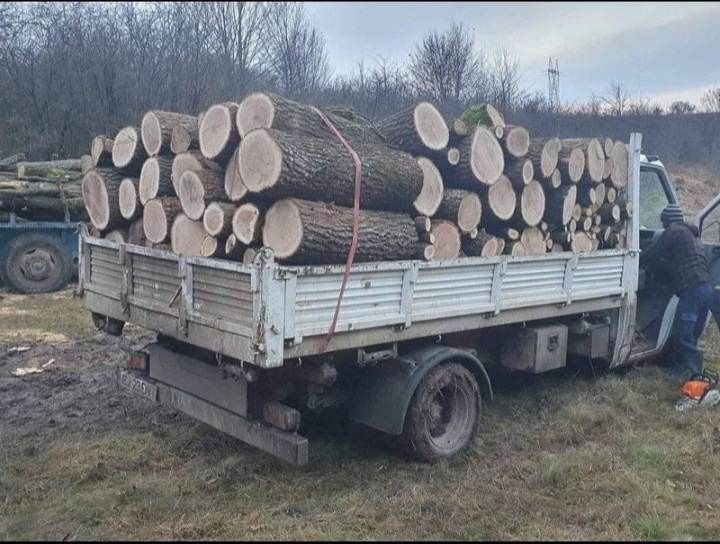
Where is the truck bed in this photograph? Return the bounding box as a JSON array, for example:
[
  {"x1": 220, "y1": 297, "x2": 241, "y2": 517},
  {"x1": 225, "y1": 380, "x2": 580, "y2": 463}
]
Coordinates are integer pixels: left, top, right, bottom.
[{"x1": 80, "y1": 237, "x2": 633, "y2": 368}]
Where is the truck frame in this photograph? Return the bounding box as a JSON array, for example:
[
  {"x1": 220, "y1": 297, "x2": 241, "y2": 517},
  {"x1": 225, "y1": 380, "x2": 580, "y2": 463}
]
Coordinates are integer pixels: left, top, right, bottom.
[{"x1": 79, "y1": 133, "x2": 672, "y2": 465}]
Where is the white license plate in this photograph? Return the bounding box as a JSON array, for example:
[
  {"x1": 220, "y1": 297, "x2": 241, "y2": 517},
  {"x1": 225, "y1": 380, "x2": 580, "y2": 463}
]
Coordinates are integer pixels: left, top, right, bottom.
[{"x1": 119, "y1": 370, "x2": 158, "y2": 402}]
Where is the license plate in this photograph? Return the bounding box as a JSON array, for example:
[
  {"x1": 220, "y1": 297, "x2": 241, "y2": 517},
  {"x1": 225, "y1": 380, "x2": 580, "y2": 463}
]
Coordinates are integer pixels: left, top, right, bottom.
[{"x1": 118, "y1": 370, "x2": 158, "y2": 402}]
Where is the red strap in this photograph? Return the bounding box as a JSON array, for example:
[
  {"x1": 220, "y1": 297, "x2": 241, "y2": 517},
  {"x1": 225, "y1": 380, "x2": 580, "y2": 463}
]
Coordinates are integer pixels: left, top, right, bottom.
[{"x1": 310, "y1": 107, "x2": 362, "y2": 352}]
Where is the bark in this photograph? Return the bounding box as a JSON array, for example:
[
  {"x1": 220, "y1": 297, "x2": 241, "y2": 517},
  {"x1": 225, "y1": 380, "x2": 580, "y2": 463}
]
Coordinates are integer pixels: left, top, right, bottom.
[
  {"x1": 91, "y1": 136, "x2": 114, "y2": 168},
  {"x1": 81, "y1": 168, "x2": 127, "y2": 230},
  {"x1": 141, "y1": 110, "x2": 197, "y2": 156},
  {"x1": 224, "y1": 147, "x2": 248, "y2": 202},
  {"x1": 262, "y1": 198, "x2": 419, "y2": 264},
  {"x1": 128, "y1": 218, "x2": 146, "y2": 246},
  {"x1": 238, "y1": 128, "x2": 423, "y2": 212},
  {"x1": 561, "y1": 138, "x2": 605, "y2": 183},
  {"x1": 576, "y1": 182, "x2": 597, "y2": 207},
  {"x1": 171, "y1": 151, "x2": 222, "y2": 194},
  {"x1": 505, "y1": 158, "x2": 533, "y2": 190},
  {"x1": 413, "y1": 157, "x2": 444, "y2": 216},
  {"x1": 435, "y1": 189, "x2": 482, "y2": 234},
  {"x1": 17, "y1": 159, "x2": 83, "y2": 178},
  {"x1": 543, "y1": 185, "x2": 577, "y2": 226},
  {"x1": 557, "y1": 143, "x2": 585, "y2": 184},
  {"x1": 462, "y1": 229, "x2": 502, "y2": 257},
  {"x1": 178, "y1": 169, "x2": 227, "y2": 220},
  {"x1": 203, "y1": 201, "x2": 236, "y2": 238},
  {"x1": 199, "y1": 102, "x2": 240, "y2": 164},
  {"x1": 224, "y1": 234, "x2": 246, "y2": 261},
  {"x1": 139, "y1": 156, "x2": 174, "y2": 205},
  {"x1": 143, "y1": 197, "x2": 182, "y2": 243},
  {"x1": 598, "y1": 203, "x2": 621, "y2": 224},
  {"x1": 0, "y1": 153, "x2": 26, "y2": 170},
  {"x1": 375, "y1": 102, "x2": 449, "y2": 154}
]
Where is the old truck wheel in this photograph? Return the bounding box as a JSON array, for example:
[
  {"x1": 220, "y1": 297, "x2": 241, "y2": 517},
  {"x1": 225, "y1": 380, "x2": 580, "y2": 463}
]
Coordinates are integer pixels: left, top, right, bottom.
[
  {"x1": 402, "y1": 362, "x2": 481, "y2": 462},
  {"x1": 91, "y1": 312, "x2": 125, "y2": 336},
  {"x1": 2, "y1": 233, "x2": 71, "y2": 293}
]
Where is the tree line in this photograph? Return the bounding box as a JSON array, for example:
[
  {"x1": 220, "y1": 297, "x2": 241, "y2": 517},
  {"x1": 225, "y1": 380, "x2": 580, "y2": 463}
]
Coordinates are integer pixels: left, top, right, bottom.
[{"x1": 1, "y1": 1, "x2": 719, "y2": 171}]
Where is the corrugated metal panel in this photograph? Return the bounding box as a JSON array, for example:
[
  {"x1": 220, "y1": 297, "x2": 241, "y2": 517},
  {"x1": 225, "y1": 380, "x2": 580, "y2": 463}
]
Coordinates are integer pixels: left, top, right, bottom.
[
  {"x1": 501, "y1": 259, "x2": 566, "y2": 307},
  {"x1": 294, "y1": 270, "x2": 404, "y2": 336},
  {"x1": 192, "y1": 265, "x2": 254, "y2": 328},
  {"x1": 412, "y1": 263, "x2": 494, "y2": 320},
  {"x1": 89, "y1": 244, "x2": 122, "y2": 291},
  {"x1": 131, "y1": 254, "x2": 180, "y2": 307},
  {"x1": 572, "y1": 254, "x2": 624, "y2": 298}
]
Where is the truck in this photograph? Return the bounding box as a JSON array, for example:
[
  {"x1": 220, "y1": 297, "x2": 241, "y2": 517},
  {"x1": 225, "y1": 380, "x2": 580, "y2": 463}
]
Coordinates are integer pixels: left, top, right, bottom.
[{"x1": 78, "y1": 133, "x2": 720, "y2": 466}]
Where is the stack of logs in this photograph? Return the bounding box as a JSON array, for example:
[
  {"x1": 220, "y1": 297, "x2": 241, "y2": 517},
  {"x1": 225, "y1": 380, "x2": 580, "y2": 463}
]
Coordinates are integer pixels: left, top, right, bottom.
[
  {"x1": 0, "y1": 154, "x2": 92, "y2": 222},
  {"x1": 81, "y1": 94, "x2": 631, "y2": 264}
]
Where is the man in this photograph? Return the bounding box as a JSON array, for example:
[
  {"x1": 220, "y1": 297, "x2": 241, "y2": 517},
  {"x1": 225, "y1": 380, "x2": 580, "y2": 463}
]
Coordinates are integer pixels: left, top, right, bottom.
[{"x1": 640, "y1": 204, "x2": 713, "y2": 382}]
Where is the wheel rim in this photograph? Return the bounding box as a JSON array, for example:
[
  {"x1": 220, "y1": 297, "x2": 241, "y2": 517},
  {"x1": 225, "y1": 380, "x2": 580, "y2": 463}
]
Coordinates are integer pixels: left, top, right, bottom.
[
  {"x1": 424, "y1": 376, "x2": 475, "y2": 453},
  {"x1": 17, "y1": 247, "x2": 57, "y2": 282}
]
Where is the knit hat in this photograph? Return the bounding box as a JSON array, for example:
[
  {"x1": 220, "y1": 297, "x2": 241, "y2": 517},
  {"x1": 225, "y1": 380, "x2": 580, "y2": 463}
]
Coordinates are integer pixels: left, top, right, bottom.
[{"x1": 660, "y1": 204, "x2": 685, "y2": 225}]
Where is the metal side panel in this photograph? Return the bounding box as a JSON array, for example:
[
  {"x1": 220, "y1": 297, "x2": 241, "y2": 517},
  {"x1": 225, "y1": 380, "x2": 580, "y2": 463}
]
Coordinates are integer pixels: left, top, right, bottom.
[
  {"x1": 571, "y1": 253, "x2": 625, "y2": 300},
  {"x1": 500, "y1": 257, "x2": 567, "y2": 308}
]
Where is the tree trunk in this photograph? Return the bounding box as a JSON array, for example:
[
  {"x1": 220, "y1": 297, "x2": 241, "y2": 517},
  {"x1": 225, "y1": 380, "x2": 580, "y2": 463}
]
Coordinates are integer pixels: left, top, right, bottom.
[
  {"x1": 238, "y1": 128, "x2": 424, "y2": 212},
  {"x1": 543, "y1": 185, "x2": 577, "y2": 226},
  {"x1": 112, "y1": 126, "x2": 148, "y2": 174},
  {"x1": 170, "y1": 212, "x2": 207, "y2": 256},
  {"x1": 481, "y1": 175, "x2": 516, "y2": 223},
  {"x1": 203, "y1": 201, "x2": 236, "y2": 238},
  {"x1": 262, "y1": 198, "x2": 418, "y2": 264},
  {"x1": 505, "y1": 158, "x2": 533, "y2": 190},
  {"x1": 453, "y1": 125, "x2": 505, "y2": 186},
  {"x1": 237, "y1": 92, "x2": 385, "y2": 145},
  {"x1": 435, "y1": 189, "x2": 482, "y2": 234},
  {"x1": 141, "y1": 110, "x2": 198, "y2": 156},
  {"x1": 199, "y1": 102, "x2": 240, "y2": 165},
  {"x1": 17, "y1": 159, "x2": 83, "y2": 178},
  {"x1": 91, "y1": 136, "x2": 114, "y2": 168},
  {"x1": 527, "y1": 138, "x2": 560, "y2": 178},
  {"x1": 171, "y1": 151, "x2": 222, "y2": 194},
  {"x1": 139, "y1": 156, "x2": 174, "y2": 205},
  {"x1": 462, "y1": 229, "x2": 502, "y2": 257},
  {"x1": 81, "y1": 168, "x2": 127, "y2": 230},
  {"x1": 429, "y1": 220, "x2": 461, "y2": 260},
  {"x1": 119, "y1": 177, "x2": 141, "y2": 220},
  {"x1": 224, "y1": 147, "x2": 248, "y2": 202},
  {"x1": 170, "y1": 120, "x2": 200, "y2": 154},
  {"x1": 375, "y1": 102, "x2": 449, "y2": 154},
  {"x1": 143, "y1": 197, "x2": 182, "y2": 243},
  {"x1": 500, "y1": 125, "x2": 530, "y2": 158},
  {"x1": 231, "y1": 202, "x2": 264, "y2": 245},
  {"x1": 178, "y1": 169, "x2": 227, "y2": 220}
]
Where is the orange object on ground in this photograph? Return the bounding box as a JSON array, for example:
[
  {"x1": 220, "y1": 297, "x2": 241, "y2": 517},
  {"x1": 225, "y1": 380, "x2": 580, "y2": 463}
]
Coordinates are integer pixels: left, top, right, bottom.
[{"x1": 681, "y1": 379, "x2": 711, "y2": 401}]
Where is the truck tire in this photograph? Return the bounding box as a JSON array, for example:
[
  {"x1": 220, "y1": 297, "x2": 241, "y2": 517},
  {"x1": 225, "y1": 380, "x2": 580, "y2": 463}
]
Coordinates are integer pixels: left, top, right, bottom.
[
  {"x1": 401, "y1": 362, "x2": 481, "y2": 462},
  {"x1": 91, "y1": 312, "x2": 126, "y2": 336},
  {"x1": 2, "y1": 233, "x2": 72, "y2": 293}
]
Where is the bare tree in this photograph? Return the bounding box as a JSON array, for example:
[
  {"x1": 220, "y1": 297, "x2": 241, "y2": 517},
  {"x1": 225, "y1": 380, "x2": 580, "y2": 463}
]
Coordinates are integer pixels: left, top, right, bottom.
[
  {"x1": 701, "y1": 88, "x2": 720, "y2": 113},
  {"x1": 668, "y1": 100, "x2": 696, "y2": 114},
  {"x1": 602, "y1": 81, "x2": 631, "y2": 117},
  {"x1": 487, "y1": 47, "x2": 523, "y2": 115}
]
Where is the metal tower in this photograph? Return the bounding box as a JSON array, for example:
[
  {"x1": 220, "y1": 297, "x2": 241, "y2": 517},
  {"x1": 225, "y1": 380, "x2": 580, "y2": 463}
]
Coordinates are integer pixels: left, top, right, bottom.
[{"x1": 547, "y1": 57, "x2": 560, "y2": 113}]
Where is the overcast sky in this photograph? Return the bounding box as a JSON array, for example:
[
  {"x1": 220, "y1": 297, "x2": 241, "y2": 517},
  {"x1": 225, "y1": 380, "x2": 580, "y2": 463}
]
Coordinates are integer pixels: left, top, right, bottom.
[{"x1": 305, "y1": 1, "x2": 720, "y2": 107}]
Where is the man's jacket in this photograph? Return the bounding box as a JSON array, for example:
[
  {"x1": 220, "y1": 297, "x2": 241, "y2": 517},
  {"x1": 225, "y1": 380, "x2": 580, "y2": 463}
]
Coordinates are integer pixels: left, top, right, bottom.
[{"x1": 639, "y1": 222, "x2": 709, "y2": 294}]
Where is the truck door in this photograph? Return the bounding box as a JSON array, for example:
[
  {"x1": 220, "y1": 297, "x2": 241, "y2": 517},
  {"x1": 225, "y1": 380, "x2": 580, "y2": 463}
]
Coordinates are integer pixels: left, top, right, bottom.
[{"x1": 696, "y1": 193, "x2": 720, "y2": 289}]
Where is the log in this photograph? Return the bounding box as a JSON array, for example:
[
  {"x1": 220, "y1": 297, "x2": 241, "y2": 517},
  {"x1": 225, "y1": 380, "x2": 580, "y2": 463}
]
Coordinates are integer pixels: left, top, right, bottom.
[
  {"x1": 561, "y1": 138, "x2": 605, "y2": 183},
  {"x1": 487, "y1": 226, "x2": 520, "y2": 241},
  {"x1": 178, "y1": 169, "x2": 226, "y2": 220},
  {"x1": 17, "y1": 159, "x2": 83, "y2": 178},
  {"x1": 143, "y1": 197, "x2": 183, "y2": 243},
  {"x1": 462, "y1": 229, "x2": 502, "y2": 257},
  {"x1": 576, "y1": 183, "x2": 597, "y2": 207},
  {"x1": 104, "y1": 229, "x2": 128, "y2": 244},
  {"x1": 452, "y1": 104, "x2": 505, "y2": 138},
  {"x1": 430, "y1": 220, "x2": 462, "y2": 260},
  {"x1": 141, "y1": 110, "x2": 197, "y2": 156},
  {"x1": 447, "y1": 147, "x2": 460, "y2": 165},
  {"x1": 200, "y1": 235, "x2": 223, "y2": 258},
  {"x1": 262, "y1": 198, "x2": 419, "y2": 264},
  {"x1": 527, "y1": 138, "x2": 560, "y2": 179},
  {"x1": 91, "y1": 136, "x2": 114, "y2": 168},
  {"x1": 557, "y1": 143, "x2": 585, "y2": 183},
  {"x1": 0, "y1": 195, "x2": 86, "y2": 220},
  {"x1": 520, "y1": 227, "x2": 546, "y2": 255},
  {"x1": 598, "y1": 203, "x2": 621, "y2": 224},
  {"x1": 199, "y1": 102, "x2": 240, "y2": 165},
  {"x1": 593, "y1": 182, "x2": 606, "y2": 210},
  {"x1": 224, "y1": 147, "x2": 248, "y2": 202},
  {"x1": 375, "y1": 102, "x2": 449, "y2": 154},
  {"x1": 606, "y1": 186, "x2": 617, "y2": 203},
  {"x1": 170, "y1": 212, "x2": 207, "y2": 256},
  {"x1": 0, "y1": 180, "x2": 81, "y2": 198},
  {"x1": 551, "y1": 230, "x2": 572, "y2": 246},
  {"x1": 139, "y1": 156, "x2": 174, "y2": 205},
  {"x1": 512, "y1": 180, "x2": 545, "y2": 228},
  {"x1": 118, "y1": 177, "x2": 141, "y2": 220},
  {"x1": 604, "y1": 137, "x2": 614, "y2": 157},
  {"x1": 500, "y1": 125, "x2": 530, "y2": 159},
  {"x1": 81, "y1": 168, "x2": 127, "y2": 230},
  {"x1": 505, "y1": 158, "x2": 534, "y2": 190},
  {"x1": 128, "y1": 218, "x2": 146, "y2": 246},
  {"x1": 610, "y1": 141, "x2": 628, "y2": 188},
  {"x1": 224, "y1": 234, "x2": 246, "y2": 261},
  {"x1": 454, "y1": 125, "x2": 505, "y2": 186},
  {"x1": 170, "y1": 120, "x2": 200, "y2": 154},
  {"x1": 243, "y1": 246, "x2": 260, "y2": 266},
  {"x1": 570, "y1": 232, "x2": 593, "y2": 253},
  {"x1": 481, "y1": 175, "x2": 516, "y2": 223},
  {"x1": 417, "y1": 244, "x2": 436, "y2": 260},
  {"x1": 231, "y1": 202, "x2": 264, "y2": 245},
  {"x1": 435, "y1": 189, "x2": 482, "y2": 234},
  {"x1": 602, "y1": 157, "x2": 613, "y2": 181},
  {"x1": 572, "y1": 203, "x2": 583, "y2": 222},
  {"x1": 238, "y1": 128, "x2": 424, "y2": 213},
  {"x1": 543, "y1": 185, "x2": 577, "y2": 226},
  {"x1": 505, "y1": 241, "x2": 527, "y2": 256},
  {"x1": 171, "y1": 151, "x2": 222, "y2": 194},
  {"x1": 81, "y1": 155, "x2": 94, "y2": 175},
  {"x1": 112, "y1": 126, "x2": 148, "y2": 174},
  {"x1": 237, "y1": 92, "x2": 385, "y2": 144},
  {"x1": 414, "y1": 157, "x2": 444, "y2": 216},
  {"x1": 203, "y1": 201, "x2": 236, "y2": 238},
  {"x1": 579, "y1": 216, "x2": 593, "y2": 232},
  {"x1": 0, "y1": 153, "x2": 26, "y2": 170},
  {"x1": 415, "y1": 216, "x2": 432, "y2": 235}
]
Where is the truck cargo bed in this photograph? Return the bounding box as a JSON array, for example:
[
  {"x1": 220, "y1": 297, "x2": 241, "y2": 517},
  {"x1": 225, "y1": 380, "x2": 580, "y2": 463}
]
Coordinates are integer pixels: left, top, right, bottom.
[{"x1": 80, "y1": 237, "x2": 633, "y2": 368}]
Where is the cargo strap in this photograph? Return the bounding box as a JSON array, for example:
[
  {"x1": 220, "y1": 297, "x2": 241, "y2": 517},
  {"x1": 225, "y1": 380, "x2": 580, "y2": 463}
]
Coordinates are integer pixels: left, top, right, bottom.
[{"x1": 310, "y1": 107, "x2": 362, "y2": 352}]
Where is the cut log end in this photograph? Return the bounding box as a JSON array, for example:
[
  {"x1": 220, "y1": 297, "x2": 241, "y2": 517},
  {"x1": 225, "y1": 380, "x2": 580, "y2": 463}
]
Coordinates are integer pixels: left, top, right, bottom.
[
  {"x1": 140, "y1": 111, "x2": 163, "y2": 156},
  {"x1": 200, "y1": 235, "x2": 220, "y2": 258},
  {"x1": 238, "y1": 129, "x2": 282, "y2": 192},
  {"x1": 112, "y1": 127, "x2": 142, "y2": 169},
  {"x1": 232, "y1": 203, "x2": 263, "y2": 245},
  {"x1": 430, "y1": 220, "x2": 461, "y2": 260},
  {"x1": 519, "y1": 180, "x2": 546, "y2": 227},
  {"x1": 119, "y1": 178, "x2": 139, "y2": 220},
  {"x1": 81, "y1": 171, "x2": 110, "y2": 230},
  {"x1": 262, "y1": 199, "x2": 303, "y2": 259},
  {"x1": 413, "y1": 157, "x2": 444, "y2": 216},
  {"x1": 199, "y1": 103, "x2": 237, "y2": 162},
  {"x1": 470, "y1": 125, "x2": 505, "y2": 184},
  {"x1": 224, "y1": 147, "x2": 248, "y2": 201},
  {"x1": 170, "y1": 213, "x2": 207, "y2": 256},
  {"x1": 457, "y1": 192, "x2": 482, "y2": 233},
  {"x1": 503, "y1": 126, "x2": 530, "y2": 158},
  {"x1": 447, "y1": 147, "x2": 460, "y2": 165},
  {"x1": 139, "y1": 157, "x2": 160, "y2": 205},
  {"x1": 414, "y1": 102, "x2": 450, "y2": 150},
  {"x1": 236, "y1": 92, "x2": 275, "y2": 138},
  {"x1": 143, "y1": 199, "x2": 171, "y2": 243},
  {"x1": 487, "y1": 175, "x2": 516, "y2": 221},
  {"x1": 203, "y1": 202, "x2": 234, "y2": 237},
  {"x1": 170, "y1": 125, "x2": 192, "y2": 154}
]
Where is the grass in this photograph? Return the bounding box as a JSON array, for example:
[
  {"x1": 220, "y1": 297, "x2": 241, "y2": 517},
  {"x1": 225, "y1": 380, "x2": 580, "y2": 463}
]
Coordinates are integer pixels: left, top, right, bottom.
[{"x1": 2, "y1": 291, "x2": 720, "y2": 540}]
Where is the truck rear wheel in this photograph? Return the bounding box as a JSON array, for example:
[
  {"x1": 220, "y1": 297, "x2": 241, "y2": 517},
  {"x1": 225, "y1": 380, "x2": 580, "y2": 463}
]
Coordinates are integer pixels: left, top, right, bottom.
[
  {"x1": 2, "y1": 233, "x2": 72, "y2": 293},
  {"x1": 91, "y1": 312, "x2": 126, "y2": 336},
  {"x1": 401, "y1": 362, "x2": 481, "y2": 462}
]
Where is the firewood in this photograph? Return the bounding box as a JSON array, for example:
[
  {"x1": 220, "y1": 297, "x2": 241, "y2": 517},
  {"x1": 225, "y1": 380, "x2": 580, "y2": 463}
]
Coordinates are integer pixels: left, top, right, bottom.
[
  {"x1": 141, "y1": 110, "x2": 198, "y2": 156},
  {"x1": 139, "y1": 156, "x2": 173, "y2": 204}
]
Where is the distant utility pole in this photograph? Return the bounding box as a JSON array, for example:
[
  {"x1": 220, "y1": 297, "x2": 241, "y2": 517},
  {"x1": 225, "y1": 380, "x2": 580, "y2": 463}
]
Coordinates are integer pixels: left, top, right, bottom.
[{"x1": 547, "y1": 57, "x2": 560, "y2": 132}]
